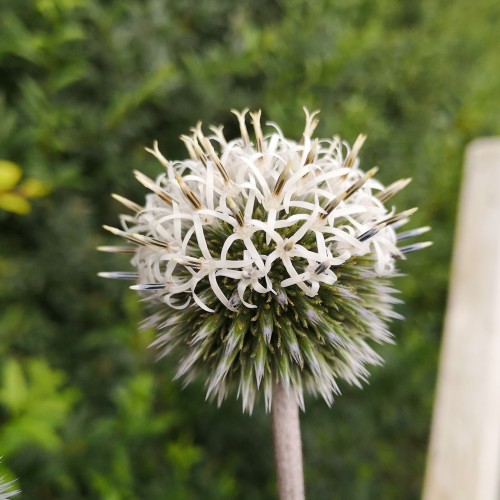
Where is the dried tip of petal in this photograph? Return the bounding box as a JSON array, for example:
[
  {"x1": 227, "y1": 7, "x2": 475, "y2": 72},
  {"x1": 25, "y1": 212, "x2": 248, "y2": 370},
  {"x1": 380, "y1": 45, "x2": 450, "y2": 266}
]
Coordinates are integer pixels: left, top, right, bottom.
[
  {"x1": 193, "y1": 131, "x2": 230, "y2": 183},
  {"x1": 376, "y1": 178, "x2": 412, "y2": 203},
  {"x1": 209, "y1": 153, "x2": 230, "y2": 184},
  {"x1": 111, "y1": 193, "x2": 141, "y2": 212},
  {"x1": 98, "y1": 271, "x2": 138, "y2": 280},
  {"x1": 273, "y1": 161, "x2": 292, "y2": 196},
  {"x1": 322, "y1": 166, "x2": 379, "y2": 216},
  {"x1": 102, "y1": 224, "x2": 122, "y2": 236},
  {"x1": 344, "y1": 166, "x2": 379, "y2": 200},
  {"x1": 227, "y1": 197, "x2": 244, "y2": 226},
  {"x1": 97, "y1": 245, "x2": 136, "y2": 254},
  {"x1": 379, "y1": 207, "x2": 418, "y2": 227},
  {"x1": 175, "y1": 173, "x2": 203, "y2": 209},
  {"x1": 133, "y1": 169, "x2": 152, "y2": 184},
  {"x1": 397, "y1": 226, "x2": 432, "y2": 241},
  {"x1": 180, "y1": 134, "x2": 198, "y2": 161},
  {"x1": 103, "y1": 225, "x2": 169, "y2": 249},
  {"x1": 305, "y1": 138, "x2": 319, "y2": 165},
  {"x1": 358, "y1": 206, "x2": 419, "y2": 242},
  {"x1": 398, "y1": 206, "x2": 419, "y2": 218},
  {"x1": 133, "y1": 170, "x2": 173, "y2": 205},
  {"x1": 399, "y1": 241, "x2": 433, "y2": 254}
]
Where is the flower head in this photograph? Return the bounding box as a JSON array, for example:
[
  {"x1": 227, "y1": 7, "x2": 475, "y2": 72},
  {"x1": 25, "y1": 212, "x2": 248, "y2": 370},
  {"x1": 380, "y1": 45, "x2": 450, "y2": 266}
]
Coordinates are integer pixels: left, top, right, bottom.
[
  {"x1": 0, "y1": 480, "x2": 19, "y2": 500},
  {"x1": 0, "y1": 458, "x2": 19, "y2": 500},
  {"x1": 100, "y1": 109, "x2": 431, "y2": 412}
]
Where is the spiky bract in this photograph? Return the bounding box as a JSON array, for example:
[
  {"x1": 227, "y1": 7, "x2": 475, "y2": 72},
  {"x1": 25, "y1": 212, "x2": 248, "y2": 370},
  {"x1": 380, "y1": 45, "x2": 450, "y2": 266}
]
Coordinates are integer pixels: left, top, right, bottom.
[
  {"x1": 101, "y1": 109, "x2": 430, "y2": 412},
  {"x1": 0, "y1": 461, "x2": 19, "y2": 500}
]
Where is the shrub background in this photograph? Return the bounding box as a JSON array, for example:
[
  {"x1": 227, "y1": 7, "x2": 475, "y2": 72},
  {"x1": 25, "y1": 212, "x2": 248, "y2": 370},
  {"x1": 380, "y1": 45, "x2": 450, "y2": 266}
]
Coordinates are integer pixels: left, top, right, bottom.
[{"x1": 0, "y1": 0, "x2": 499, "y2": 498}]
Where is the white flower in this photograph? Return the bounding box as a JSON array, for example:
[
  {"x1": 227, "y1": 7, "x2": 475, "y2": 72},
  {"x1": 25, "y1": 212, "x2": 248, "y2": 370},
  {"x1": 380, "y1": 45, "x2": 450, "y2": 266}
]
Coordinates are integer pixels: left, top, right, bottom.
[
  {"x1": 100, "y1": 108, "x2": 431, "y2": 412},
  {"x1": 0, "y1": 458, "x2": 20, "y2": 500}
]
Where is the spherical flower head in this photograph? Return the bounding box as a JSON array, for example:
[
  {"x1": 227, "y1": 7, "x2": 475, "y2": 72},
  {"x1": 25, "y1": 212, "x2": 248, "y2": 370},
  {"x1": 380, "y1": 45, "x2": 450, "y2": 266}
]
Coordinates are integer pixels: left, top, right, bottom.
[
  {"x1": 100, "y1": 109, "x2": 431, "y2": 413},
  {"x1": 0, "y1": 463, "x2": 19, "y2": 500},
  {"x1": 0, "y1": 481, "x2": 19, "y2": 500}
]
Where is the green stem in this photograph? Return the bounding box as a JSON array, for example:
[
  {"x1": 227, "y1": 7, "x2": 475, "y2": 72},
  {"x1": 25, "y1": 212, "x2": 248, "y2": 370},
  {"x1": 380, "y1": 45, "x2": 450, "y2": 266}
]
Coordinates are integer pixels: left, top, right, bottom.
[{"x1": 272, "y1": 382, "x2": 305, "y2": 500}]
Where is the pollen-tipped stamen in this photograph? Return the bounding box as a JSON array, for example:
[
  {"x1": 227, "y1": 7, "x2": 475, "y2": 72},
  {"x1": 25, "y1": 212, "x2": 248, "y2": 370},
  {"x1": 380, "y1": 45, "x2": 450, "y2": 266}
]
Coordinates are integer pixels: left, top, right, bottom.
[
  {"x1": 399, "y1": 241, "x2": 433, "y2": 254},
  {"x1": 227, "y1": 197, "x2": 245, "y2": 226},
  {"x1": 344, "y1": 134, "x2": 367, "y2": 167},
  {"x1": 175, "y1": 173, "x2": 203, "y2": 209},
  {"x1": 321, "y1": 166, "x2": 378, "y2": 218},
  {"x1": 397, "y1": 226, "x2": 431, "y2": 241},
  {"x1": 97, "y1": 245, "x2": 136, "y2": 253},
  {"x1": 231, "y1": 108, "x2": 251, "y2": 147},
  {"x1": 379, "y1": 207, "x2": 418, "y2": 227},
  {"x1": 144, "y1": 141, "x2": 171, "y2": 170},
  {"x1": 273, "y1": 161, "x2": 293, "y2": 196},
  {"x1": 103, "y1": 225, "x2": 170, "y2": 249},
  {"x1": 133, "y1": 170, "x2": 173, "y2": 205},
  {"x1": 250, "y1": 110, "x2": 264, "y2": 152},
  {"x1": 376, "y1": 178, "x2": 412, "y2": 203},
  {"x1": 98, "y1": 271, "x2": 139, "y2": 280},
  {"x1": 193, "y1": 127, "x2": 231, "y2": 184},
  {"x1": 111, "y1": 193, "x2": 142, "y2": 212},
  {"x1": 357, "y1": 207, "x2": 419, "y2": 242},
  {"x1": 180, "y1": 134, "x2": 208, "y2": 166},
  {"x1": 305, "y1": 138, "x2": 318, "y2": 166},
  {"x1": 302, "y1": 107, "x2": 320, "y2": 141}
]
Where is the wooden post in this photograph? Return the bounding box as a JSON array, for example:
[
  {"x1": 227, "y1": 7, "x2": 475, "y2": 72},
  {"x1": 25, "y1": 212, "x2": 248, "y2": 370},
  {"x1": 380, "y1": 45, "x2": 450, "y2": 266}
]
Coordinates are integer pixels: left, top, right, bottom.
[{"x1": 423, "y1": 139, "x2": 500, "y2": 500}]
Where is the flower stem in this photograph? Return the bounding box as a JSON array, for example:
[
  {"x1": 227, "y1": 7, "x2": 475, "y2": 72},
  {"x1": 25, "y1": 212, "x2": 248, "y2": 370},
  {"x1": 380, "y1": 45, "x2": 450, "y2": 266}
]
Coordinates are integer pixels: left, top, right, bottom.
[{"x1": 272, "y1": 382, "x2": 305, "y2": 500}]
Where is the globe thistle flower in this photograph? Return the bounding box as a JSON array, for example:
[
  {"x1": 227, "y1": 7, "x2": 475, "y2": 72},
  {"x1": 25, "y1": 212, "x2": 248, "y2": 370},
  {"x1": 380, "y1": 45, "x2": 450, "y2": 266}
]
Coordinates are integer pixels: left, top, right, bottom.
[
  {"x1": 100, "y1": 109, "x2": 430, "y2": 413},
  {"x1": 0, "y1": 459, "x2": 19, "y2": 500},
  {"x1": 0, "y1": 479, "x2": 19, "y2": 500}
]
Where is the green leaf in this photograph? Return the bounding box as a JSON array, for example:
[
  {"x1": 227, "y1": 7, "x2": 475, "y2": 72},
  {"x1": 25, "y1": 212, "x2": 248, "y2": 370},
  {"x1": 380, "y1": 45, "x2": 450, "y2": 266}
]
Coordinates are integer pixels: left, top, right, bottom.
[
  {"x1": 105, "y1": 64, "x2": 179, "y2": 128},
  {"x1": 0, "y1": 359, "x2": 28, "y2": 413},
  {"x1": 0, "y1": 359, "x2": 79, "y2": 453},
  {"x1": 0, "y1": 414, "x2": 61, "y2": 453},
  {"x1": 166, "y1": 439, "x2": 202, "y2": 474}
]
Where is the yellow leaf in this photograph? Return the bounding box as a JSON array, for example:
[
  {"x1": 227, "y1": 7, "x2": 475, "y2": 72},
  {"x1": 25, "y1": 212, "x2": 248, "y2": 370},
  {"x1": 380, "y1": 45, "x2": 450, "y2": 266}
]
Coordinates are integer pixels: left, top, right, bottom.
[
  {"x1": 0, "y1": 193, "x2": 31, "y2": 214},
  {"x1": 0, "y1": 160, "x2": 22, "y2": 191},
  {"x1": 19, "y1": 178, "x2": 51, "y2": 198}
]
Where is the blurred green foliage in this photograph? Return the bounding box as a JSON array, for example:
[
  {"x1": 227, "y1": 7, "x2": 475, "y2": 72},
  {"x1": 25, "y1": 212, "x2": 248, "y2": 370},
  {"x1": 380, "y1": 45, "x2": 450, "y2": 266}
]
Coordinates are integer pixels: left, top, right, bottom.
[{"x1": 0, "y1": 0, "x2": 499, "y2": 498}]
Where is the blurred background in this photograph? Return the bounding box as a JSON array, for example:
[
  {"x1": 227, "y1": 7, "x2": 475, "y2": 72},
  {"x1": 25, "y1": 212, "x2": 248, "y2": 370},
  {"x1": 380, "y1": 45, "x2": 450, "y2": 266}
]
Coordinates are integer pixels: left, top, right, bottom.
[{"x1": 0, "y1": 0, "x2": 499, "y2": 498}]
